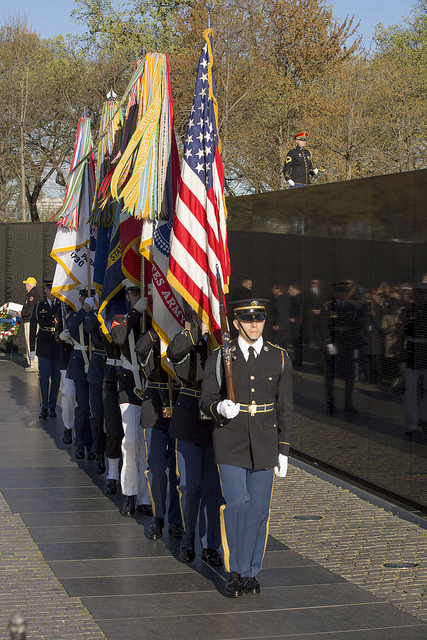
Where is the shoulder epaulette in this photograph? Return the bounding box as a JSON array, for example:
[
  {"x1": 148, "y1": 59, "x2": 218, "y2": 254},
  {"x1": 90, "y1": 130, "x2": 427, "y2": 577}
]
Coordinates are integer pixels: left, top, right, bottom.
[{"x1": 267, "y1": 341, "x2": 285, "y2": 351}]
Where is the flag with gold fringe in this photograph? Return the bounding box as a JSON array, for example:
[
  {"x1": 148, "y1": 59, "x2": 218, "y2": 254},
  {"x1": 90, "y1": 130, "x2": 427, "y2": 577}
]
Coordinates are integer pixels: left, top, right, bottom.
[
  {"x1": 50, "y1": 115, "x2": 96, "y2": 311},
  {"x1": 110, "y1": 53, "x2": 174, "y2": 222},
  {"x1": 138, "y1": 54, "x2": 185, "y2": 373}
]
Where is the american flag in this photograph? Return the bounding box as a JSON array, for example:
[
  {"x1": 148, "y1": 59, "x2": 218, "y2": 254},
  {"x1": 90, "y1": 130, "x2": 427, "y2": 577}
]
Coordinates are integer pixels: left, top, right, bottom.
[{"x1": 168, "y1": 28, "x2": 230, "y2": 344}]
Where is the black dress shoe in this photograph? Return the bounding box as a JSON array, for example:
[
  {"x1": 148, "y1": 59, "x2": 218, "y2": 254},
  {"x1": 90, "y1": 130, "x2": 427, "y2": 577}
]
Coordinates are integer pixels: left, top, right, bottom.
[
  {"x1": 225, "y1": 572, "x2": 243, "y2": 598},
  {"x1": 168, "y1": 522, "x2": 184, "y2": 538},
  {"x1": 95, "y1": 453, "x2": 106, "y2": 474},
  {"x1": 136, "y1": 503, "x2": 153, "y2": 515},
  {"x1": 243, "y1": 576, "x2": 261, "y2": 594},
  {"x1": 62, "y1": 428, "x2": 72, "y2": 445},
  {"x1": 104, "y1": 478, "x2": 117, "y2": 495},
  {"x1": 48, "y1": 409, "x2": 57, "y2": 418},
  {"x1": 179, "y1": 532, "x2": 195, "y2": 563},
  {"x1": 201, "y1": 548, "x2": 223, "y2": 566},
  {"x1": 38, "y1": 409, "x2": 48, "y2": 420},
  {"x1": 75, "y1": 447, "x2": 85, "y2": 460},
  {"x1": 120, "y1": 495, "x2": 136, "y2": 517},
  {"x1": 147, "y1": 517, "x2": 164, "y2": 540}
]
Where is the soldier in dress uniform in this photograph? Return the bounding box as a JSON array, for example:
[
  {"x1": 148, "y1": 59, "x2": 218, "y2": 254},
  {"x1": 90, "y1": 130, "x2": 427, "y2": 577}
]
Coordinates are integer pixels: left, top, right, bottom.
[
  {"x1": 58, "y1": 305, "x2": 76, "y2": 445},
  {"x1": 102, "y1": 336, "x2": 124, "y2": 496},
  {"x1": 84, "y1": 302, "x2": 107, "y2": 473},
  {"x1": 398, "y1": 282, "x2": 427, "y2": 441},
  {"x1": 110, "y1": 279, "x2": 150, "y2": 517},
  {"x1": 200, "y1": 299, "x2": 293, "y2": 597},
  {"x1": 319, "y1": 283, "x2": 362, "y2": 415},
  {"x1": 65, "y1": 289, "x2": 94, "y2": 460},
  {"x1": 29, "y1": 280, "x2": 62, "y2": 420},
  {"x1": 135, "y1": 327, "x2": 183, "y2": 539},
  {"x1": 283, "y1": 131, "x2": 318, "y2": 187},
  {"x1": 21, "y1": 276, "x2": 41, "y2": 370},
  {"x1": 167, "y1": 314, "x2": 223, "y2": 567}
]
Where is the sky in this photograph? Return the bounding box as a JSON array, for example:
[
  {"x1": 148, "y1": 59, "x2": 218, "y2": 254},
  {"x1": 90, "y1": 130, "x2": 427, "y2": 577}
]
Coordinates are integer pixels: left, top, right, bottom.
[{"x1": 0, "y1": 0, "x2": 417, "y2": 46}]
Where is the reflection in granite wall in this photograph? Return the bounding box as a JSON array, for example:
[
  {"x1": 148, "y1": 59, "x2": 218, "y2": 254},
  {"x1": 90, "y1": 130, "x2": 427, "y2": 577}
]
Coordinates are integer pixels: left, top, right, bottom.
[
  {"x1": 1, "y1": 170, "x2": 426, "y2": 510},
  {"x1": 226, "y1": 169, "x2": 427, "y2": 512}
]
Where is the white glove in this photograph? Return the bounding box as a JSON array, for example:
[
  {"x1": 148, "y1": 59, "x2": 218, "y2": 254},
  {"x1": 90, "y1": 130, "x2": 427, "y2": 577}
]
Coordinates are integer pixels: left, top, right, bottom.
[
  {"x1": 30, "y1": 351, "x2": 35, "y2": 362},
  {"x1": 133, "y1": 296, "x2": 148, "y2": 313},
  {"x1": 217, "y1": 399, "x2": 240, "y2": 419},
  {"x1": 327, "y1": 343, "x2": 337, "y2": 356},
  {"x1": 59, "y1": 329, "x2": 71, "y2": 342},
  {"x1": 312, "y1": 167, "x2": 319, "y2": 175},
  {"x1": 84, "y1": 297, "x2": 94, "y2": 310},
  {"x1": 287, "y1": 179, "x2": 295, "y2": 187},
  {"x1": 275, "y1": 454, "x2": 288, "y2": 478}
]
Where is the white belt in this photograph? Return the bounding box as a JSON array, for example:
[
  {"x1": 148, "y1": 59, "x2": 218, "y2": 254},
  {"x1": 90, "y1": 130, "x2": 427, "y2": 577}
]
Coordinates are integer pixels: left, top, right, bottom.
[
  {"x1": 73, "y1": 345, "x2": 87, "y2": 351},
  {"x1": 121, "y1": 359, "x2": 139, "y2": 372},
  {"x1": 106, "y1": 358, "x2": 122, "y2": 366}
]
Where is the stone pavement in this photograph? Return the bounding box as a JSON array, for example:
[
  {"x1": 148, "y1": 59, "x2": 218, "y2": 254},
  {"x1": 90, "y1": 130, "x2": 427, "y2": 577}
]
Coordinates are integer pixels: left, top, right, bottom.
[{"x1": 0, "y1": 354, "x2": 426, "y2": 639}]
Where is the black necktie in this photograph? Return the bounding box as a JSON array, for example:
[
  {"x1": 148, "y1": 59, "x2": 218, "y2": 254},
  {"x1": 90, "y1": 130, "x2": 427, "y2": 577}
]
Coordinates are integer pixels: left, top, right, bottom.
[{"x1": 248, "y1": 346, "x2": 256, "y2": 367}]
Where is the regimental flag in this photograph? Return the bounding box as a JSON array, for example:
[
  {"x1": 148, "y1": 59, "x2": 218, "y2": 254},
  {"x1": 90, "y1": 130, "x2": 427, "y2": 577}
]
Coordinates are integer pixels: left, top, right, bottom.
[
  {"x1": 90, "y1": 94, "x2": 124, "y2": 228},
  {"x1": 138, "y1": 53, "x2": 184, "y2": 373},
  {"x1": 51, "y1": 115, "x2": 96, "y2": 311},
  {"x1": 97, "y1": 203, "x2": 127, "y2": 340},
  {"x1": 110, "y1": 53, "x2": 173, "y2": 222},
  {"x1": 141, "y1": 219, "x2": 185, "y2": 374},
  {"x1": 168, "y1": 29, "x2": 230, "y2": 345},
  {"x1": 121, "y1": 215, "x2": 143, "y2": 286}
]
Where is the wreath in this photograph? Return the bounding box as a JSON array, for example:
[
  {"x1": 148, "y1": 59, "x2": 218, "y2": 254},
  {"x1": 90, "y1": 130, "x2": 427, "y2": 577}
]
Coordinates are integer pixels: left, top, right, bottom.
[{"x1": 0, "y1": 303, "x2": 21, "y2": 346}]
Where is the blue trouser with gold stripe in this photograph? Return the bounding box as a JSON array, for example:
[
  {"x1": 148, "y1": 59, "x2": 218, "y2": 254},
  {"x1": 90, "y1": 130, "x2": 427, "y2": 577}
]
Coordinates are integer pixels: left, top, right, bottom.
[
  {"x1": 176, "y1": 440, "x2": 221, "y2": 550},
  {"x1": 38, "y1": 356, "x2": 60, "y2": 411},
  {"x1": 218, "y1": 465, "x2": 274, "y2": 578},
  {"x1": 144, "y1": 428, "x2": 181, "y2": 524}
]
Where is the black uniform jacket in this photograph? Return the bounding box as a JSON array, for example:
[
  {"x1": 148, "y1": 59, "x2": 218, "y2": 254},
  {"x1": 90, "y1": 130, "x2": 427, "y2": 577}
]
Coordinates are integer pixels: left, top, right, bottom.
[
  {"x1": 167, "y1": 325, "x2": 213, "y2": 448},
  {"x1": 84, "y1": 311, "x2": 106, "y2": 386},
  {"x1": 135, "y1": 329, "x2": 173, "y2": 432},
  {"x1": 66, "y1": 307, "x2": 90, "y2": 382},
  {"x1": 29, "y1": 298, "x2": 62, "y2": 359},
  {"x1": 284, "y1": 146, "x2": 314, "y2": 185},
  {"x1": 111, "y1": 307, "x2": 143, "y2": 404},
  {"x1": 319, "y1": 300, "x2": 361, "y2": 354},
  {"x1": 200, "y1": 339, "x2": 293, "y2": 469},
  {"x1": 399, "y1": 302, "x2": 427, "y2": 370},
  {"x1": 21, "y1": 286, "x2": 41, "y2": 323}
]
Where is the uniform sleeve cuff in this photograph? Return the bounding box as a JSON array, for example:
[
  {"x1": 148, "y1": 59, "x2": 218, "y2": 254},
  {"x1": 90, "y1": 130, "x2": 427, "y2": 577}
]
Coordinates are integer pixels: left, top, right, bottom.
[{"x1": 279, "y1": 442, "x2": 290, "y2": 456}]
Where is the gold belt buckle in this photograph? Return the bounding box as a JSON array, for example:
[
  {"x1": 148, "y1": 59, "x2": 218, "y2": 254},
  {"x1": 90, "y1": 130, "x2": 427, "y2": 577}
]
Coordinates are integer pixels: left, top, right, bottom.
[{"x1": 248, "y1": 404, "x2": 257, "y2": 416}]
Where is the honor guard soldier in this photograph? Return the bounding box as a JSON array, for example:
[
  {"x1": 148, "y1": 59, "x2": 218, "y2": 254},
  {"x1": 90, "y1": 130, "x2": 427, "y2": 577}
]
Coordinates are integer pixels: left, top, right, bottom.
[
  {"x1": 21, "y1": 276, "x2": 41, "y2": 370},
  {"x1": 283, "y1": 131, "x2": 318, "y2": 187},
  {"x1": 84, "y1": 302, "x2": 107, "y2": 473},
  {"x1": 103, "y1": 337, "x2": 124, "y2": 496},
  {"x1": 398, "y1": 282, "x2": 427, "y2": 441},
  {"x1": 319, "y1": 283, "x2": 362, "y2": 415},
  {"x1": 200, "y1": 299, "x2": 293, "y2": 597},
  {"x1": 167, "y1": 314, "x2": 223, "y2": 567},
  {"x1": 110, "y1": 279, "x2": 150, "y2": 517},
  {"x1": 29, "y1": 280, "x2": 62, "y2": 419},
  {"x1": 65, "y1": 289, "x2": 94, "y2": 460},
  {"x1": 58, "y1": 306, "x2": 77, "y2": 445},
  {"x1": 135, "y1": 327, "x2": 183, "y2": 539}
]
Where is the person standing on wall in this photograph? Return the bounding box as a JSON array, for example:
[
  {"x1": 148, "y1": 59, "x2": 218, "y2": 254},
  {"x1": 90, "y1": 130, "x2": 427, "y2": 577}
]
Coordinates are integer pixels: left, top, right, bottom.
[{"x1": 283, "y1": 131, "x2": 318, "y2": 187}]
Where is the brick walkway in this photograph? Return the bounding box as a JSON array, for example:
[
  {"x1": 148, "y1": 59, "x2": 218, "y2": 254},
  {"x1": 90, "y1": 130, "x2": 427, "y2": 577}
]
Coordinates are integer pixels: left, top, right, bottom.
[{"x1": 0, "y1": 354, "x2": 426, "y2": 639}]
